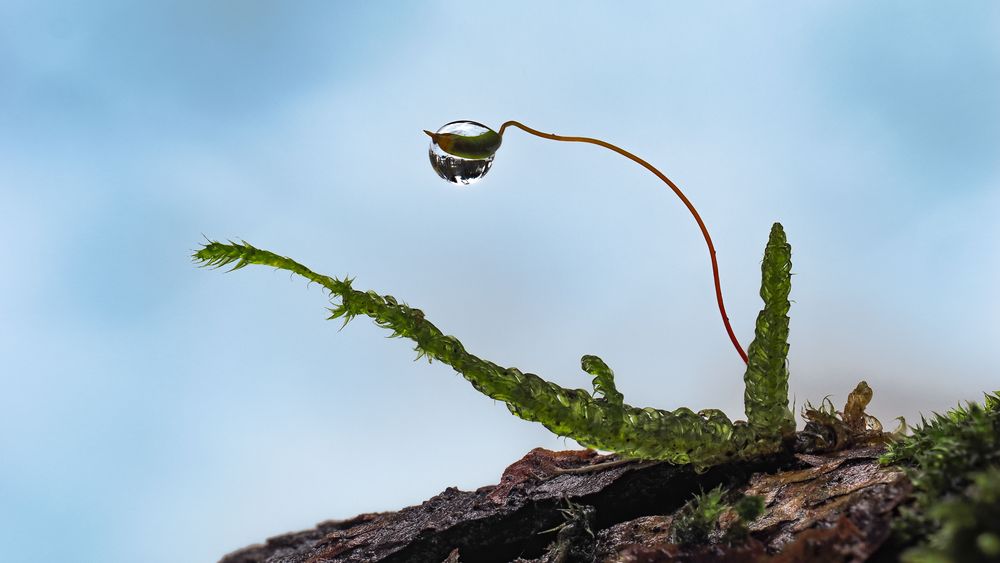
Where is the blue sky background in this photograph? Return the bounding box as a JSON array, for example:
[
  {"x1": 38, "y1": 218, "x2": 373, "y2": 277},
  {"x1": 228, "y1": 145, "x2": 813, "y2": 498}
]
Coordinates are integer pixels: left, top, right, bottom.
[{"x1": 2, "y1": 2, "x2": 998, "y2": 561}]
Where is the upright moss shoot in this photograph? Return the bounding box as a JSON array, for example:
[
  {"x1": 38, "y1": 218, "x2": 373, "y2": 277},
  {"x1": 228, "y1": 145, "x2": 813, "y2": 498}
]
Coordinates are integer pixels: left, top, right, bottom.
[{"x1": 742, "y1": 223, "x2": 795, "y2": 439}]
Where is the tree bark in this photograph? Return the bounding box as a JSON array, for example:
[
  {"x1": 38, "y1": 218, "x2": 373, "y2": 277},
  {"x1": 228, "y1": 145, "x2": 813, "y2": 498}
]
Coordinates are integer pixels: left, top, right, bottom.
[{"x1": 221, "y1": 445, "x2": 910, "y2": 563}]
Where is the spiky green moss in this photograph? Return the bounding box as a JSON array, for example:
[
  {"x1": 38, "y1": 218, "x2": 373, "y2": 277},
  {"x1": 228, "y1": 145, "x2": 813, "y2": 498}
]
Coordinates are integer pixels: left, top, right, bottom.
[
  {"x1": 881, "y1": 392, "x2": 1000, "y2": 561},
  {"x1": 903, "y1": 468, "x2": 1000, "y2": 563},
  {"x1": 668, "y1": 486, "x2": 765, "y2": 546},
  {"x1": 669, "y1": 486, "x2": 728, "y2": 545},
  {"x1": 193, "y1": 223, "x2": 794, "y2": 469}
]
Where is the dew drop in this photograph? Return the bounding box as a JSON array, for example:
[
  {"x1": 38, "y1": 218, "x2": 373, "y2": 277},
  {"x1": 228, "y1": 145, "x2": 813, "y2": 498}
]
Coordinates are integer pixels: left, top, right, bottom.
[{"x1": 428, "y1": 121, "x2": 496, "y2": 185}]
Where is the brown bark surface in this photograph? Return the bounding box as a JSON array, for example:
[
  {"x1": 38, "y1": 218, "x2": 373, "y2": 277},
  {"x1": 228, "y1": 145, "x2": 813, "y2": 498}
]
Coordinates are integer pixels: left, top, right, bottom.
[{"x1": 220, "y1": 445, "x2": 909, "y2": 563}]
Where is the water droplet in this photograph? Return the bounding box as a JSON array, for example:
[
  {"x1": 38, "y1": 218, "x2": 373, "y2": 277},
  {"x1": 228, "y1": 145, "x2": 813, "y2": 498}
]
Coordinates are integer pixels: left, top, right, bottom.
[{"x1": 427, "y1": 121, "x2": 497, "y2": 185}]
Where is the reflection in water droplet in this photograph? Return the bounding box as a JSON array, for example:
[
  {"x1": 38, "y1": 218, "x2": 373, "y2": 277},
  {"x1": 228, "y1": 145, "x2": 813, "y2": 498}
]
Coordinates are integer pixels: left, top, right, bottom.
[{"x1": 428, "y1": 121, "x2": 495, "y2": 185}]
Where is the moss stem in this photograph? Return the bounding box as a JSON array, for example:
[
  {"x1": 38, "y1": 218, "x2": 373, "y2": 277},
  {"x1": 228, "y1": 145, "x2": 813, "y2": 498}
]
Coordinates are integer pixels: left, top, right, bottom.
[{"x1": 498, "y1": 120, "x2": 747, "y2": 365}]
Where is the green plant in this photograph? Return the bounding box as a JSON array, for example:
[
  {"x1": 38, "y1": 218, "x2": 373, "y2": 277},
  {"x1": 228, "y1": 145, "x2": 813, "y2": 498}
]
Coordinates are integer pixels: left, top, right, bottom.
[
  {"x1": 880, "y1": 393, "x2": 1000, "y2": 560},
  {"x1": 195, "y1": 122, "x2": 798, "y2": 470},
  {"x1": 196, "y1": 120, "x2": 1000, "y2": 555},
  {"x1": 668, "y1": 486, "x2": 765, "y2": 546},
  {"x1": 725, "y1": 494, "x2": 767, "y2": 543},
  {"x1": 194, "y1": 221, "x2": 792, "y2": 469},
  {"x1": 903, "y1": 468, "x2": 1000, "y2": 563},
  {"x1": 669, "y1": 486, "x2": 728, "y2": 545}
]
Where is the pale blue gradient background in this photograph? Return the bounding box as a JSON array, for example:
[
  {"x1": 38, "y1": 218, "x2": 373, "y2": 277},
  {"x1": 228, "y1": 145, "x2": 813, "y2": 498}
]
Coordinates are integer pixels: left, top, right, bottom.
[{"x1": 2, "y1": 2, "x2": 999, "y2": 561}]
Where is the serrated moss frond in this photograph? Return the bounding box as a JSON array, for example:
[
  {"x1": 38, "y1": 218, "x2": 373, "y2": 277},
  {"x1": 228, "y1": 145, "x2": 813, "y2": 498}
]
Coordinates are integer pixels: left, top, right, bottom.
[
  {"x1": 743, "y1": 222, "x2": 795, "y2": 440},
  {"x1": 193, "y1": 240, "x2": 258, "y2": 271},
  {"x1": 194, "y1": 241, "x2": 353, "y2": 294}
]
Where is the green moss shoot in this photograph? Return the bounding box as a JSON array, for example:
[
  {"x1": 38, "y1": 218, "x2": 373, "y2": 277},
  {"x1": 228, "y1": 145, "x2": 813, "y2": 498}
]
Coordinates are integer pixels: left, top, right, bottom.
[{"x1": 194, "y1": 223, "x2": 795, "y2": 469}]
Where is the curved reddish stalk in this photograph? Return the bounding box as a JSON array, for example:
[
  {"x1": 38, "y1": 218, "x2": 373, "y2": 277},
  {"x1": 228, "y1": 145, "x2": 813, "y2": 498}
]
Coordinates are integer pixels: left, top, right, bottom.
[{"x1": 499, "y1": 120, "x2": 748, "y2": 365}]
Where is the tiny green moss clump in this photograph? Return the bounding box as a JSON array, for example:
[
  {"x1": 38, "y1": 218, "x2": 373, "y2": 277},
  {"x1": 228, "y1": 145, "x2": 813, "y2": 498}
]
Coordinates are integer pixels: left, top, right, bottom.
[
  {"x1": 725, "y1": 494, "x2": 766, "y2": 545},
  {"x1": 669, "y1": 486, "x2": 728, "y2": 545},
  {"x1": 881, "y1": 392, "x2": 1000, "y2": 561},
  {"x1": 540, "y1": 499, "x2": 597, "y2": 562},
  {"x1": 668, "y1": 486, "x2": 765, "y2": 546}
]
